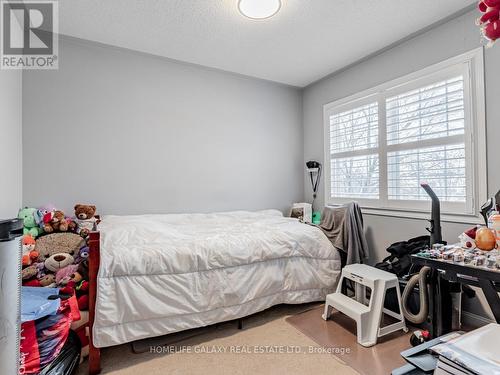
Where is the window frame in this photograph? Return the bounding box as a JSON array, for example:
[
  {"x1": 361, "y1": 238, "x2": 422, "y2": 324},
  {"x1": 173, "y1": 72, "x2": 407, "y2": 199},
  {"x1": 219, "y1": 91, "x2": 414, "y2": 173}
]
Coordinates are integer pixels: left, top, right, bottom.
[{"x1": 323, "y1": 48, "x2": 487, "y2": 224}]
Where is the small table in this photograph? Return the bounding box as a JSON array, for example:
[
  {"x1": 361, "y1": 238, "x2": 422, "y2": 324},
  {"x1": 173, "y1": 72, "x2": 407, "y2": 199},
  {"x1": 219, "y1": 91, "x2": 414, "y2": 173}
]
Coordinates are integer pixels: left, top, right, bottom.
[{"x1": 410, "y1": 255, "x2": 500, "y2": 338}]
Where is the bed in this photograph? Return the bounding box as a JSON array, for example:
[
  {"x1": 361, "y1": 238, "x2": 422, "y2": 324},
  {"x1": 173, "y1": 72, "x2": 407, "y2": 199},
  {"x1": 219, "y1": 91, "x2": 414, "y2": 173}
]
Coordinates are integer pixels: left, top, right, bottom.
[{"x1": 87, "y1": 209, "x2": 342, "y2": 374}]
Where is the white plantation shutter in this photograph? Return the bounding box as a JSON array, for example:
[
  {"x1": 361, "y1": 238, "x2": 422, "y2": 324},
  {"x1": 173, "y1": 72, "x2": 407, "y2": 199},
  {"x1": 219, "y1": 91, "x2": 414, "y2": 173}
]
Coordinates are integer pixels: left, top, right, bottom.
[
  {"x1": 387, "y1": 144, "x2": 466, "y2": 202},
  {"x1": 386, "y1": 76, "x2": 467, "y2": 204},
  {"x1": 331, "y1": 154, "x2": 379, "y2": 199},
  {"x1": 330, "y1": 102, "x2": 378, "y2": 153},
  {"x1": 386, "y1": 76, "x2": 465, "y2": 145},
  {"x1": 324, "y1": 50, "x2": 486, "y2": 218},
  {"x1": 329, "y1": 102, "x2": 379, "y2": 199}
]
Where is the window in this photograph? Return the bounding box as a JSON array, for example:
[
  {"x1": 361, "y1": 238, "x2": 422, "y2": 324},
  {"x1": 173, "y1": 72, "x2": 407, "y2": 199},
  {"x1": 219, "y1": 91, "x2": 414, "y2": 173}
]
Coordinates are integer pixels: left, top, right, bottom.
[{"x1": 324, "y1": 49, "x2": 486, "y2": 222}]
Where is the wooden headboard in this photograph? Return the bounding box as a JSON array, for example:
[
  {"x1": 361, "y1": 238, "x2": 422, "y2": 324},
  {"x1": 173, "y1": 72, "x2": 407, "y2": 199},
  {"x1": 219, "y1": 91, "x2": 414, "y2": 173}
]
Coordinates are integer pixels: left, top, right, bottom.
[{"x1": 87, "y1": 231, "x2": 101, "y2": 374}]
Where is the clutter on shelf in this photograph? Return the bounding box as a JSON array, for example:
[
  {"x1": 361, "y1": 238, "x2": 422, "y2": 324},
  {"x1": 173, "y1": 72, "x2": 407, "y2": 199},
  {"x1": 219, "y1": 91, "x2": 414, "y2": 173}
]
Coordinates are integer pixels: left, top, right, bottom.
[
  {"x1": 415, "y1": 224, "x2": 500, "y2": 271},
  {"x1": 414, "y1": 188, "x2": 500, "y2": 270}
]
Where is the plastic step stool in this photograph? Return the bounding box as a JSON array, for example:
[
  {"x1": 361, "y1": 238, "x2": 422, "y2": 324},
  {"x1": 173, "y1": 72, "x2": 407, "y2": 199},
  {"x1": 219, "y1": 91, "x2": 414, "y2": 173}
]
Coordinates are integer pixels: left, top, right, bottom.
[{"x1": 322, "y1": 263, "x2": 408, "y2": 347}]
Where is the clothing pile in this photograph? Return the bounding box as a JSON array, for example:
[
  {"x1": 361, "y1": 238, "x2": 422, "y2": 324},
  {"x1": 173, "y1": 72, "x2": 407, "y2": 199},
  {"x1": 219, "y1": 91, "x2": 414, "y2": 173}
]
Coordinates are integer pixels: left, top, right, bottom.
[{"x1": 20, "y1": 287, "x2": 82, "y2": 375}]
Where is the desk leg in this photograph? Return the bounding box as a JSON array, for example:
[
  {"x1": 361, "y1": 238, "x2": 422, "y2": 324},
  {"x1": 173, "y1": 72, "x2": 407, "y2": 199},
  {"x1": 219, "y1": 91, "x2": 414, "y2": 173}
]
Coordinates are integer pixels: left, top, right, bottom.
[
  {"x1": 478, "y1": 279, "x2": 500, "y2": 323},
  {"x1": 437, "y1": 277, "x2": 452, "y2": 336}
]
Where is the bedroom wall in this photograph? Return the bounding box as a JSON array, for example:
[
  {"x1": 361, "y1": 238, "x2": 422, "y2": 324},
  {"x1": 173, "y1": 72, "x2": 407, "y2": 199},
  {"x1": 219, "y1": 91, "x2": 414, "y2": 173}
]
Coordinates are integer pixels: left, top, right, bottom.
[
  {"x1": 303, "y1": 9, "x2": 500, "y2": 321},
  {"x1": 22, "y1": 37, "x2": 303, "y2": 216},
  {"x1": 0, "y1": 69, "x2": 22, "y2": 220}
]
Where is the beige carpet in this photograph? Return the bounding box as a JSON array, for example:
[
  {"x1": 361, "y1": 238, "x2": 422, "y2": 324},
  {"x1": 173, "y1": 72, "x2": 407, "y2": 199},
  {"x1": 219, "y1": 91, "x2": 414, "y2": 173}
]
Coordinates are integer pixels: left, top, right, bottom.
[{"x1": 77, "y1": 304, "x2": 360, "y2": 375}]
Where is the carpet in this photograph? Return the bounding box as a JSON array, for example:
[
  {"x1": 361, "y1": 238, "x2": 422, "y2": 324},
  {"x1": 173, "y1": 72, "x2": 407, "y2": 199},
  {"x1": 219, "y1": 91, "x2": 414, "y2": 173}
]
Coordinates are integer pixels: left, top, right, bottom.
[
  {"x1": 132, "y1": 326, "x2": 217, "y2": 354},
  {"x1": 286, "y1": 304, "x2": 413, "y2": 375}
]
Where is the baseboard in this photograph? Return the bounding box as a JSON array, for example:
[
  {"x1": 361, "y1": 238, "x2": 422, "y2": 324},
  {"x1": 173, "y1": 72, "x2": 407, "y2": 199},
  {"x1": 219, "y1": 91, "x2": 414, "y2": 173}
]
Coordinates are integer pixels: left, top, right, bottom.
[{"x1": 462, "y1": 311, "x2": 495, "y2": 328}]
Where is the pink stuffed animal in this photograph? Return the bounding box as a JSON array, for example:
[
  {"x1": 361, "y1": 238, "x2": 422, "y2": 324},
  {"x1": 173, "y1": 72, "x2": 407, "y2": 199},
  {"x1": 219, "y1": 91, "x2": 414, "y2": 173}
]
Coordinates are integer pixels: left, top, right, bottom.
[{"x1": 55, "y1": 264, "x2": 80, "y2": 286}]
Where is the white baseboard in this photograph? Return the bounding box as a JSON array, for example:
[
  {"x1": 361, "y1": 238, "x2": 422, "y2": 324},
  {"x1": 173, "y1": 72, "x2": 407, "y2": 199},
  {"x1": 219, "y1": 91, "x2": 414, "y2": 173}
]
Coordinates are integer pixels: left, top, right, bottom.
[{"x1": 462, "y1": 311, "x2": 495, "y2": 328}]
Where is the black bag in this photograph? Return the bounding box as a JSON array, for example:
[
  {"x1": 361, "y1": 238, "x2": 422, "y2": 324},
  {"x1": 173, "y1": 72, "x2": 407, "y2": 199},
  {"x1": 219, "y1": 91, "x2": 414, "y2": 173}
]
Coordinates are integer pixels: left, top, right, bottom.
[
  {"x1": 39, "y1": 330, "x2": 81, "y2": 375},
  {"x1": 375, "y1": 235, "x2": 430, "y2": 277}
]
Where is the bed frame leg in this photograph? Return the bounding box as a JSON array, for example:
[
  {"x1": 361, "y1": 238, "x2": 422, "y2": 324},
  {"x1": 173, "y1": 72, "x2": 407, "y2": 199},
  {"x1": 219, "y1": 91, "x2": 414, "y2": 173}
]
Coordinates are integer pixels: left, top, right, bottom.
[
  {"x1": 237, "y1": 319, "x2": 243, "y2": 330},
  {"x1": 88, "y1": 231, "x2": 102, "y2": 374},
  {"x1": 89, "y1": 344, "x2": 101, "y2": 375}
]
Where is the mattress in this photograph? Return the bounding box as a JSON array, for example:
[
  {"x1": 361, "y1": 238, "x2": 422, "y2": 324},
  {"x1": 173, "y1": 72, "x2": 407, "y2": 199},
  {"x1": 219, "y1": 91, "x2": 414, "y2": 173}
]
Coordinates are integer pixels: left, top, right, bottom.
[{"x1": 93, "y1": 210, "x2": 341, "y2": 347}]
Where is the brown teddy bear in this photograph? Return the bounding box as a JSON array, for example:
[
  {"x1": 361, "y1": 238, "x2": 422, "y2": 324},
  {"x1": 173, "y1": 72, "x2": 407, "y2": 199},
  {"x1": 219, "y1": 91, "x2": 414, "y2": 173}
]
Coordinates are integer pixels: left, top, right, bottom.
[
  {"x1": 43, "y1": 210, "x2": 69, "y2": 233},
  {"x1": 74, "y1": 204, "x2": 99, "y2": 236},
  {"x1": 36, "y1": 232, "x2": 85, "y2": 272},
  {"x1": 22, "y1": 265, "x2": 38, "y2": 280},
  {"x1": 39, "y1": 273, "x2": 56, "y2": 287}
]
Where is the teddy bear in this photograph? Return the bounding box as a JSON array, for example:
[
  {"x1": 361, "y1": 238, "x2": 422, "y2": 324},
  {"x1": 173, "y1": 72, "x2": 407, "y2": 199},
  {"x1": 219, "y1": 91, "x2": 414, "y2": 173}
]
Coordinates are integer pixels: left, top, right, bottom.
[
  {"x1": 35, "y1": 232, "x2": 85, "y2": 272},
  {"x1": 43, "y1": 210, "x2": 70, "y2": 233},
  {"x1": 71, "y1": 271, "x2": 84, "y2": 284},
  {"x1": 39, "y1": 273, "x2": 57, "y2": 288},
  {"x1": 74, "y1": 246, "x2": 90, "y2": 264},
  {"x1": 56, "y1": 264, "x2": 80, "y2": 286},
  {"x1": 38, "y1": 203, "x2": 56, "y2": 224},
  {"x1": 58, "y1": 270, "x2": 89, "y2": 310},
  {"x1": 35, "y1": 262, "x2": 47, "y2": 279},
  {"x1": 45, "y1": 252, "x2": 75, "y2": 272},
  {"x1": 18, "y1": 207, "x2": 43, "y2": 238},
  {"x1": 74, "y1": 204, "x2": 99, "y2": 236},
  {"x1": 38, "y1": 204, "x2": 75, "y2": 230},
  {"x1": 22, "y1": 264, "x2": 38, "y2": 281},
  {"x1": 22, "y1": 235, "x2": 39, "y2": 267}
]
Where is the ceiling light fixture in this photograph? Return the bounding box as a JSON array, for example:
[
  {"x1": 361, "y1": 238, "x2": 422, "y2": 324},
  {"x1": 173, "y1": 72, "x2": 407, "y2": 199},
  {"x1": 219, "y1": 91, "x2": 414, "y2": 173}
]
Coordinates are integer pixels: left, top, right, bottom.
[{"x1": 238, "y1": 0, "x2": 281, "y2": 20}]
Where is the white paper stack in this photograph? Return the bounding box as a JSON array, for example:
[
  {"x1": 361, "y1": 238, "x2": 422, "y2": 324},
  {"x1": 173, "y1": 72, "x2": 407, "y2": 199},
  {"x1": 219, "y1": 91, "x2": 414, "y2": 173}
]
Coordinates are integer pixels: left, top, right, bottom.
[
  {"x1": 434, "y1": 357, "x2": 474, "y2": 374},
  {"x1": 432, "y1": 323, "x2": 500, "y2": 375}
]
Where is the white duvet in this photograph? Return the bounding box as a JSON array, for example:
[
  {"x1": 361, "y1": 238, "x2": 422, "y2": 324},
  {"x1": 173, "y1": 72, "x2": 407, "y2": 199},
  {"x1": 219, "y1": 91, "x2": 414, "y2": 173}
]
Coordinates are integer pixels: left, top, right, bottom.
[{"x1": 93, "y1": 210, "x2": 341, "y2": 347}]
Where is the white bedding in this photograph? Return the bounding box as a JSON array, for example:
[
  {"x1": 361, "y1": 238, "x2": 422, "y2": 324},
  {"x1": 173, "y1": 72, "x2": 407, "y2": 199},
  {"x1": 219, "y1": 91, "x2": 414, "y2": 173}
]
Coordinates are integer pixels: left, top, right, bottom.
[{"x1": 93, "y1": 210, "x2": 341, "y2": 347}]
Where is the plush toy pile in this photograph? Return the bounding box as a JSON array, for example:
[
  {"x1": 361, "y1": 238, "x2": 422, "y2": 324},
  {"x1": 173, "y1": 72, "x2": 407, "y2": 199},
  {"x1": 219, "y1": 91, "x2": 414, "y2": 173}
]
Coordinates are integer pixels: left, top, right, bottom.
[{"x1": 18, "y1": 204, "x2": 99, "y2": 312}]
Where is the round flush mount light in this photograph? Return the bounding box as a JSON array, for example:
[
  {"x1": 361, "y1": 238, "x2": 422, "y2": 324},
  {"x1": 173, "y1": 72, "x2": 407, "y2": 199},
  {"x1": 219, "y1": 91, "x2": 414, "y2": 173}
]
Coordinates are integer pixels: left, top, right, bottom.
[{"x1": 238, "y1": 0, "x2": 282, "y2": 20}]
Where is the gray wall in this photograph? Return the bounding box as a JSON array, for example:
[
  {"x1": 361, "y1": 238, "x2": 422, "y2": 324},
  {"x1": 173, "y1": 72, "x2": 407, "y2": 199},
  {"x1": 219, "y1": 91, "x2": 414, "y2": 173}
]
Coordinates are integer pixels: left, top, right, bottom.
[
  {"x1": 22, "y1": 37, "x2": 303, "y2": 215},
  {"x1": 303, "y1": 10, "x2": 500, "y2": 320},
  {"x1": 0, "y1": 69, "x2": 22, "y2": 220}
]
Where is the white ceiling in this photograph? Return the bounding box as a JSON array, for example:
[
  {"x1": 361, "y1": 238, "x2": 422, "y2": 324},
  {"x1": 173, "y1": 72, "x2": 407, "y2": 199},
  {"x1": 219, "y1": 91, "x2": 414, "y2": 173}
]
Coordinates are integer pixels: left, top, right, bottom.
[{"x1": 59, "y1": 0, "x2": 476, "y2": 87}]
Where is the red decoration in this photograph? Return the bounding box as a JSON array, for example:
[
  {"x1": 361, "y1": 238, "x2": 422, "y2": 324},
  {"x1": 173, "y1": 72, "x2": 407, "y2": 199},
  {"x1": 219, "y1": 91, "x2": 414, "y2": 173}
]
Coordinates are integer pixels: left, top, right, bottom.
[{"x1": 478, "y1": 0, "x2": 500, "y2": 47}]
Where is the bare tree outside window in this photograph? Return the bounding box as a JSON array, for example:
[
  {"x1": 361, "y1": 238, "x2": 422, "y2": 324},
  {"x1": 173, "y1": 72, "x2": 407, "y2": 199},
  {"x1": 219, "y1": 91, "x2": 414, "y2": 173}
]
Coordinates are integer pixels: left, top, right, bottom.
[
  {"x1": 386, "y1": 76, "x2": 466, "y2": 202},
  {"x1": 330, "y1": 103, "x2": 379, "y2": 199},
  {"x1": 324, "y1": 50, "x2": 486, "y2": 217},
  {"x1": 328, "y1": 76, "x2": 467, "y2": 204}
]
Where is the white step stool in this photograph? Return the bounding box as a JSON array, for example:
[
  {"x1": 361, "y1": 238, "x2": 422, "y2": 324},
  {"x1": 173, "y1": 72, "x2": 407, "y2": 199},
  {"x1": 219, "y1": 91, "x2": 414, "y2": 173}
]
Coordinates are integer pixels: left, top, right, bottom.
[{"x1": 322, "y1": 264, "x2": 407, "y2": 347}]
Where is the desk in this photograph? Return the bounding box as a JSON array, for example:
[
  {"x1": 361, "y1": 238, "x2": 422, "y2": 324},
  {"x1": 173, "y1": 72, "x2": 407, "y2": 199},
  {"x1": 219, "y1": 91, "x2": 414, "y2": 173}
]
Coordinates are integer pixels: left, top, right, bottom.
[{"x1": 410, "y1": 255, "x2": 500, "y2": 338}]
